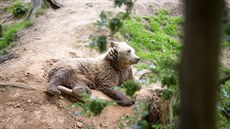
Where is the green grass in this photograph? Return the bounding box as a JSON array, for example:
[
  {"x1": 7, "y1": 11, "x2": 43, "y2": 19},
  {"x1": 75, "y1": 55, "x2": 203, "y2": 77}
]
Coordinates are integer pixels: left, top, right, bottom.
[
  {"x1": 0, "y1": 20, "x2": 32, "y2": 54},
  {"x1": 119, "y1": 10, "x2": 183, "y2": 85},
  {"x1": 120, "y1": 10, "x2": 182, "y2": 63}
]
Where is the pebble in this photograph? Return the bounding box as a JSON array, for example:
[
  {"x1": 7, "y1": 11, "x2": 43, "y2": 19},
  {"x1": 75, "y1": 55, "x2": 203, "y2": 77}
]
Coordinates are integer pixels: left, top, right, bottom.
[
  {"x1": 100, "y1": 122, "x2": 109, "y2": 127},
  {"x1": 86, "y1": 3, "x2": 93, "y2": 7},
  {"x1": 58, "y1": 96, "x2": 64, "y2": 100},
  {"x1": 76, "y1": 121, "x2": 83, "y2": 128},
  {"x1": 26, "y1": 99, "x2": 32, "y2": 103},
  {"x1": 13, "y1": 103, "x2": 21, "y2": 108},
  {"x1": 57, "y1": 117, "x2": 65, "y2": 123}
]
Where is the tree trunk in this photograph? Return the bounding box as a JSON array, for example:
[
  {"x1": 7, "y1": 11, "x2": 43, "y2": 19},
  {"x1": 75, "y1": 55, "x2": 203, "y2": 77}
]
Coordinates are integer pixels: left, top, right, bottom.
[
  {"x1": 27, "y1": 0, "x2": 62, "y2": 20},
  {"x1": 179, "y1": 0, "x2": 225, "y2": 128},
  {"x1": 27, "y1": 0, "x2": 45, "y2": 20}
]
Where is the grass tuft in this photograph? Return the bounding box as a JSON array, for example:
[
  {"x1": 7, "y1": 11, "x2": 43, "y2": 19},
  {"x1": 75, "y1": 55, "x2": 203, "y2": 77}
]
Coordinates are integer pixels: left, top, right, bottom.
[{"x1": 0, "y1": 20, "x2": 32, "y2": 53}]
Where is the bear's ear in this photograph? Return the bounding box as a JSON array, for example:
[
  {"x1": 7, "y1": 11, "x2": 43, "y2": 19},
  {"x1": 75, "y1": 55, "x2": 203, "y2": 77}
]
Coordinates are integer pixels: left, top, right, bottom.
[{"x1": 110, "y1": 41, "x2": 119, "y2": 48}]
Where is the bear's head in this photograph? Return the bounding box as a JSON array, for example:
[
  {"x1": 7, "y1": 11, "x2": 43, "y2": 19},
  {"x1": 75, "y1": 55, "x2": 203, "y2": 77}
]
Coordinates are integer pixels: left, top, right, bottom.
[{"x1": 107, "y1": 41, "x2": 139, "y2": 68}]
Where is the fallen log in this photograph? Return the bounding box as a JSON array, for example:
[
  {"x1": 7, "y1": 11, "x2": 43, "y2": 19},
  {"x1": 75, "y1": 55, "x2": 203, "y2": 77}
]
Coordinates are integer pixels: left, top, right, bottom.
[{"x1": 0, "y1": 54, "x2": 18, "y2": 64}]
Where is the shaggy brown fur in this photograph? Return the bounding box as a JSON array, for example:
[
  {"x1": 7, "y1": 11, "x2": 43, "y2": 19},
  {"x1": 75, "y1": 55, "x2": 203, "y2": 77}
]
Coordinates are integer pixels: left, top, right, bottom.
[{"x1": 47, "y1": 41, "x2": 139, "y2": 106}]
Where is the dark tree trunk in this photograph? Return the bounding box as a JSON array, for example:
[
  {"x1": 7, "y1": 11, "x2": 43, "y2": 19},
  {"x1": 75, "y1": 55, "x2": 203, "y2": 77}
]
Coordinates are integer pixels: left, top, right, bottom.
[{"x1": 179, "y1": 0, "x2": 225, "y2": 128}]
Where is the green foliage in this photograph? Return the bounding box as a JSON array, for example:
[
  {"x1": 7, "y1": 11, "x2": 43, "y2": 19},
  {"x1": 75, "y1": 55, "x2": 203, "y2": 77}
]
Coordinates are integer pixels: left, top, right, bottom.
[
  {"x1": 118, "y1": 9, "x2": 183, "y2": 128},
  {"x1": 96, "y1": 11, "x2": 112, "y2": 27},
  {"x1": 0, "y1": 24, "x2": 2, "y2": 37},
  {"x1": 217, "y1": 84, "x2": 230, "y2": 128},
  {"x1": 89, "y1": 35, "x2": 107, "y2": 53},
  {"x1": 82, "y1": 98, "x2": 109, "y2": 116},
  {"x1": 0, "y1": 20, "x2": 32, "y2": 53},
  {"x1": 9, "y1": 0, "x2": 28, "y2": 18},
  {"x1": 109, "y1": 18, "x2": 123, "y2": 34},
  {"x1": 75, "y1": 81, "x2": 141, "y2": 117},
  {"x1": 152, "y1": 124, "x2": 167, "y2": 129},
  {"x1": 119, "y1": 9, "x2": 182, "y2": 97},
  {"x1": 221, "y1": 7, "x2": 230, "y2": 48},
  {"x1": 118, "y1": 101, "x2": 149, "y2": 129},
  {"x1": 217, "y1": 67, "x2": 230, "y2": 128},
  {"x1": 91, "y1": 0, "x2": 134, "y2": 51},
  {"x1": 73, "y1": 94, "x2": 113, "y2": 117},
  {"x1": 96, "y1": 35, "x2": 107, "y2": 52},
  {"x1": 120, "y1": 13, "x2": 182, "y2": 63},
  {"x1": 123, "y1": 80, "x2": 141, "y2": 97},
  {"x1": 114, "y1": 0, "x2": 133, "y2": 8}
]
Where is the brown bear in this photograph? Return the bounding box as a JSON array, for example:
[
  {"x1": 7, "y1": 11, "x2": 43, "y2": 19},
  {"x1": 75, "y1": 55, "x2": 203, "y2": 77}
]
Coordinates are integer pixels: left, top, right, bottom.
[{"x1": 46, "y1": 41, "x2": 139, "y2": 106}]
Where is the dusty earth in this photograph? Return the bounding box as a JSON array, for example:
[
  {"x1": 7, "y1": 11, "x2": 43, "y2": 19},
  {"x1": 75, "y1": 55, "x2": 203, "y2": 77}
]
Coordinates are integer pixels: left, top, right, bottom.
[{"x1": 0, "y1": 0, "x2": 181, "y2": 129}]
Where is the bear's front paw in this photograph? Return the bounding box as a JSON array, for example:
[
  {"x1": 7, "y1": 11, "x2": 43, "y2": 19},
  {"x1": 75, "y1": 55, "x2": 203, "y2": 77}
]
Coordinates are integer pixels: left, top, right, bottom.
[
  {"x1": 47, "y1": 87, "x2": 61, "y2": 95},
  {"x1": 117, "y1": 99, "x2": 135, "y2": 106}
]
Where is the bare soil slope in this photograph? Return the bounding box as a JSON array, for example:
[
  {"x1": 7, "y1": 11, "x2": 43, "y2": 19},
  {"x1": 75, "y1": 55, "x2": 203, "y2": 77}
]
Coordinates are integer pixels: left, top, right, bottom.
[{"x1": 0, "y1": 0, "x2": 180, "y2": 128}]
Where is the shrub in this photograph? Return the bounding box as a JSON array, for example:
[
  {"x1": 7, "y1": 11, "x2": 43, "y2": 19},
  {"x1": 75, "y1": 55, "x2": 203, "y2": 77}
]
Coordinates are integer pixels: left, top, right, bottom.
[{"x1": 9, "y1": 0, "x2": 28, "y2": 18}]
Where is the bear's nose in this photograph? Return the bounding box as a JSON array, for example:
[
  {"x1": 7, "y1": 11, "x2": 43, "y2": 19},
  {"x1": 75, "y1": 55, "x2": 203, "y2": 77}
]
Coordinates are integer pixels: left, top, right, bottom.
[{"x1": 136, "y1": 58, "x2": 140, "y2": 63}]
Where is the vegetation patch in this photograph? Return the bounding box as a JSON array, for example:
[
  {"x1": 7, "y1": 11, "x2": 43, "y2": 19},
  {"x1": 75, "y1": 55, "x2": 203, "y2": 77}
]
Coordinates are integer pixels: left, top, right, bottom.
[
  {"x1": 8, "y1": 0, "x2": 29, "y2": 18},
  {"x1": 118, "y1": 9, "x2": 182, "y2": 95},
  {"x1": 218, "y1": 67, "x2": 230, "y2": 128},
  {"x1": 117, "y1": 9, "x2": 182, "y2": 128},
  {"x1": 118, "y1": 9, "x2": 229, "y2": 128},
  {"x1": 0, "y1": 20, "x2": 32, "y2": 55}
]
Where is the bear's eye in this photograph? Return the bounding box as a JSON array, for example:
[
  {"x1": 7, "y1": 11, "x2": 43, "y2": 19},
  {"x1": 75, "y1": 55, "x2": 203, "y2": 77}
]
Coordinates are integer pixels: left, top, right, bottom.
[{"x1": 127, "y1": 50, "x2": 131, "y2": 53}]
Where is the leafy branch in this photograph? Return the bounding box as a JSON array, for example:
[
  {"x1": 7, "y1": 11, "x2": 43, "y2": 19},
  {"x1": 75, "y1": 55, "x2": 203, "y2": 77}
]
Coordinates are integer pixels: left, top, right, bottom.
[{"x1": 90, "y1": 0, "x2": 135, "y2": 52}]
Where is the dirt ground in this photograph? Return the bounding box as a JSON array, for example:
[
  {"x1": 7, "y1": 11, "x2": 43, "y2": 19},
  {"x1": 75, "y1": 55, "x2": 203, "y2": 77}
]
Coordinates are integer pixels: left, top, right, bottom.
[{"x1": 0, "y1": 0, "x2": 182, "y2": 128}]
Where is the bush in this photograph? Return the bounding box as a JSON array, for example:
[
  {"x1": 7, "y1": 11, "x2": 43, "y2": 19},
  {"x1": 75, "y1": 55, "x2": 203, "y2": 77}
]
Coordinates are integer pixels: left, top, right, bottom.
[{"x1": 9, "y1": 0, "x2": 28, "y2": 18}]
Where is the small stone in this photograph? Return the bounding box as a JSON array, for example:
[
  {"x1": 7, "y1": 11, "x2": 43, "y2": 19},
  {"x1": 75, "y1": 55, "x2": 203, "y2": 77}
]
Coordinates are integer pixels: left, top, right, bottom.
[
  {"x1": 13, "y1": 103, "x2": 21, "y2": 108},
  {"x1": 58, "y1": 96, "x2": 64, "y2": 100},
  {"x1": 76, "y1": 121, "x2": 83, "y2": 128},
  {"x1": 57, "y1": 117, "x2": 65, "y2": 123},
  {"x1": 100, "y1": 122, "x2": 109, "y2": 127},
  {"x1": 59, "y1": 104, "x2": 64, "y2": 108},
  {"x1": 26, "y1": 99, "x2": 32, "y2": 103},
  {"x1": 86, "y1": 3, "x2": 93, "y2": 7},
  {"x1": 47, "y1": 123, "x2": 51, "y2": 126}
]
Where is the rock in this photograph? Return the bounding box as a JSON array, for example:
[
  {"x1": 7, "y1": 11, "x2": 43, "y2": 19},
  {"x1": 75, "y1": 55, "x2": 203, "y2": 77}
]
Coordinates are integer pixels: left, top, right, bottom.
[
  {"x1": 100, "y1": 122, "x2": 109, "y2": 127},
  {"x1": 86, "y1": 3, "x2": 93, "y2": 7},
  {"x1": 58, "y1": 104, "x2": 63, "y2": 108},
  {"x1": 57, "y1": 117, "x2": 65, "y2": 123},
  {"x1": 76, "y1": 121, "x2": 83, "y2": 128},
  {"x1": 13, "y1": 103, "x2": 21, "y2": 108},
  {"x1": 26, "y1": 99, "x2": 32, "y2": 103},
  {"x1": 58, "y1": 96, "x2": 64, "y2": 100}
]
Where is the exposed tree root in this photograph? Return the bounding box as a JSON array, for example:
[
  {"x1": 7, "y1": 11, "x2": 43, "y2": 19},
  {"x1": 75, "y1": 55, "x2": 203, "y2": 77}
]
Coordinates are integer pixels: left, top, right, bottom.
[{"x1": 0, "y1": 54, "x2": 18, "y2": 64}]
